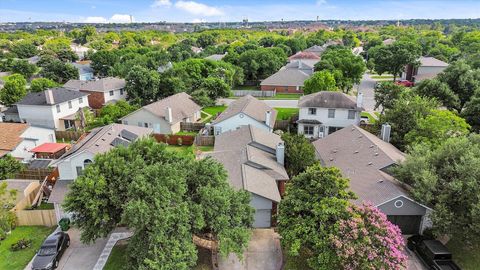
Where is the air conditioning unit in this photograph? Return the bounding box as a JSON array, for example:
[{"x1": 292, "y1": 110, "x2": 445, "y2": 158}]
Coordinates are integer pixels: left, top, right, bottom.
[{"x1": 318, "y1": 133, "x2": 324, "y2": 139}]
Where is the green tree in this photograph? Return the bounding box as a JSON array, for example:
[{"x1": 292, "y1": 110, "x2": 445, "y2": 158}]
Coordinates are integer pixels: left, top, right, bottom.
[
  {"x1": 87, "y1": 100, "x2": 139, "y2": 129},
  {"x1": 314, "y1": 47, "x2": 366, "y2": 93},
  {"x1": 30, "y1": 78, "x2": 59, "y2": 92},
  {"x1": 405, "y1": 110, "x2": 470, "y2": 148},
  {"x1": 462, "y1": 91, "x2": 480, "y2": 132},
  {"x1": 64, "y1": 139, "x2": 253, "y2": 269},
  {"x1": 342, "y1": 31, "x2": 360, "y2": 48},
  {"x1": 11, "y1": 40, "x2": 37, "y2": 58},
  {"x1": 235, "y1": 47, "x2": 287, "y2": 81},
  {"x1": 370, "y1": 41, "x2": 422, "y2": 81},
  {"x1": 0, "y1": 181, "x2": 17, "y2": 239},
  {"x1": 0, "y1": 74, "x2": 27, "y2": 106},
  {"x1": 381, "y1": 92, "x2": 437, "y2": 150},
  {"x1": 90, "y1": 50, "x2": 119, "y2": 76},
  {"x1": 281, "y1": 133, "x2": 317, "y2": 177},
  {"x1": 125, "y1": 65, "x2": 160, "y2": 105},
  {"x1": 374, "y1": 82, "x2": 407, "y2": 112},
  {"x1": 394, "y1": 135, "x2": 480, "y2": 241},
  {"x1": 414, "y1": 79, "x2": 459, "y2": 110},
  {"x1": 199, "y1": 77, "x2": 231, "y2": 101},
  {"x1": 10, "y1": 60, "x2": 38, "y2": 79},
  {"x1": 278, "y1": 164, "x2": 356, "y2": 269},
  {"x1": 40, "y1": 60, "x2": 79, "y2": 83},
  {"x1": 303, "y1": 70, "x2": 337, "y2": 94},
  {"x1": 197, "y1": 33, "x2": 216, "y2": 48},
  {"x1": 0, "y1": 154, "x2": 24, "y2": 180}
]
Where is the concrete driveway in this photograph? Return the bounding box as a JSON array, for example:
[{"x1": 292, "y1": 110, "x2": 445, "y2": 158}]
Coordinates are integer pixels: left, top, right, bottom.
[
  {"x1": 357, "y1": 73, "x2": 378, "y2": 112},
  {"x1": 218, "y1": 229, "x2": 282, "y2": 270},
  {"x1": 406, "y1": 247, "x2": 428, "y2": 270}
]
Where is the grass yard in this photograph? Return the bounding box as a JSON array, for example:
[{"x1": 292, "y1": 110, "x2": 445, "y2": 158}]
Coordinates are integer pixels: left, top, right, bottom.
[
  {"x1": 104, "y1": 241, "x2": 212, "y2": 270},
  {"x1": 0, "y1": 226, "x2": 55, "y2": 270},
  {"x1": 275, "y1": 108, "x2": 299, "y2": 120},
  {"x1": 447, "y1": 238, "x2": 480, "y2": 270},
  {"x1": 175, "y1": 131, "x2": 198, "y2": 136},
  {"x1": 196, "y1": 146, "x2": 214, "y2": 152},
  {"x1": 34, "y1": 203, "x2": 55, "y2": 210},
  {"x1": 165, "y1": 145, "x2": 194, "y2": 155},
  {"x1": 360, "y1": 112, "x2": 377, "y2": 124},
  {"x1": 202, "y1": 106, "x2": 227, "y2": 123}
]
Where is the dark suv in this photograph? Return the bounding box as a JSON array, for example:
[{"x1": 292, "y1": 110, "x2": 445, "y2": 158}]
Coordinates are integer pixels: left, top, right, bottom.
[
  {"x1": 32, "y1": 231, "x2": 70, "y2": 270},
  {"x1": 407, "y1": 235, "x2": 461, "y2": 270}
]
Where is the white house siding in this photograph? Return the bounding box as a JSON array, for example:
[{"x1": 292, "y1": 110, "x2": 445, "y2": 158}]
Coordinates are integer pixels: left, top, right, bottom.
[
  {"x1": 17, "y1": 104, "x2": 55, "y2": 129},
  {"x1": 298, "y1": 107, "x2": 360, "y2": 138},
  {"x1": 57, "y1": 151, "x2": 95, "y2": 180},
  {"x1": 103, "y1": 88, "x2": 127, "y2": 104},
  {"x1": 52, "y1": 97, "x2": 89, "y2": 131},
  {"x1": 213, "y1": 114, "x2": 271, "y2": 136},
  {"x1": 250, "y1": 193, "x2": 274, "y2": 228},
  {"x1": 10, "y1": 126, "x2": 55, "y2": 161},
  {"x1": 122, "y1": 109, "x2": 173, "y2": 134}
]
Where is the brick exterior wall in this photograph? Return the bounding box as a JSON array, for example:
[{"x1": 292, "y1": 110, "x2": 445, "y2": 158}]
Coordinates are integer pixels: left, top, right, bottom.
[
  {"x1": 260, "y1": 85, "x2": 303, "y2": 93},
  {"x1": 80, "y1": 90, "x2": 105, "y2": 109}
]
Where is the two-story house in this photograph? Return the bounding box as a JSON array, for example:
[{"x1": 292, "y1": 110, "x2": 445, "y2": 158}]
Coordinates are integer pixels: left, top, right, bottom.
[
  {"x1": 297, "y1": 91, "x2": 363, "y2": 139},
  {"x1": 64, "y1": 77, "x2": 126, "y2": 109},
  {"x1": 16, "y1": 88, "x2": 89, "y2": 131},
  {"x1": 401, "y1": 56, "x2": 448, "y2": 83},
  {"x1": 121, "y1": 92, "x2": 201, "y2": 134},
  {"x1": 211, "y1": 95, "x2": 277, "y2": 135}
]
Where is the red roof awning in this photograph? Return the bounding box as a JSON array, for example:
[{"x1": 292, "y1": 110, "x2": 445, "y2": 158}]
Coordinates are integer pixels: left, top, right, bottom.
[{"x1": 30, "y1": 143, "x2": 70, "y2": 153}]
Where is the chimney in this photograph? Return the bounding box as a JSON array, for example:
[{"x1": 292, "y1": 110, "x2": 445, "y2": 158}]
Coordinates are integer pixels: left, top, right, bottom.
[
  {"x1": 265, "y1": 110, "x2": 271, "y2": 127},
  {"x1": 356, "y1": 92, "x2": 363, "y2": 109},
  {"x1": 276, "y1": 142, "x2": 285, "y2": 165},
  {"x1": 45, "y1": 89, "x2": 54, "y2": 105},
  {"x1": 165, "y1": 107, "x2": 172, "y2": 123},
  {"x1": 380, "y1": 123, "x2": 391, "y2": 143}
]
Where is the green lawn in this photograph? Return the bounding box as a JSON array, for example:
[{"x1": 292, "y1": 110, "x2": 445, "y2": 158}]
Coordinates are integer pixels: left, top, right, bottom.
[
  {"x1": 35, "y1": 203, "x2": 55, "y2": 210},
  {"x1": 360, "y1": 112, "x2": 377, "y2": 124},
  {"x1": 202, "y1": 106, "x2": 227, "y2": 123},
  {"x1": 0, "y1": 226, "x2": 55, "y2": 270},
  {"x1": 104, "y1": 241, "x2": 128, "y2": 270},
  {"x1": 275, "y1": 108, "x2": 299, "y2": 120},
  {"x1": 230, "y1": 93, "x2": 302, "y2": 100},
  {"x1": 370, "y1": 75, "x2": 394, "y2": 79},
  {"x1": 165, "y1": 145, "x2": 194, "y2": 155},
  {"x1": 104, "y1": 241, "x2": 212, "y2": 270},
  {"x1": 175, "y1": 131, "x2": 198, "y2": 136},
  {"x1": 447, "y1": 238, "x2": 480, "y2": 270},
  {"x1": 196, "y1": 146, "x2": 214, "y2": 152}
]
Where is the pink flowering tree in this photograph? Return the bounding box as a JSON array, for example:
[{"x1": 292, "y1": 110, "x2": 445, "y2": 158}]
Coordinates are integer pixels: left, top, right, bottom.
[{"x1": 331, "y1": 202, "x2": 407, "y2": 270}]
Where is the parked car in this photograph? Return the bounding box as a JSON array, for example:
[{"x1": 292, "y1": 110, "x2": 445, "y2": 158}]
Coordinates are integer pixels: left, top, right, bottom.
[
  {"x1": 407, "y1": 235, "x2": 462, "y2": 270},
  {"x1": 32, "y1": 231, "x2": 70, "y2": 270},
  {"x1": 396, "y1": 80, "x2": 415, "y2": 87}
]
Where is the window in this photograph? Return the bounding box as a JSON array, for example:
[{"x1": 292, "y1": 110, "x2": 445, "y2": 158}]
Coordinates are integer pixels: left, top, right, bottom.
[
  {"x1": 137, "y1": 122, "x2": 142, "y2": 127},
  {"x1": 303, "y1": 125, "x2": 314, "y2": 135},
  {"x1": 328, "y1": 109, "x2": 335, "y2": 118},
  {"x1": 109, "y1": 90, "x2": 114, "y2": 96},
  {"x1": 56, "y1": 105, "x2": 61, "y2": 113},
  {"x1": 78, "y1": 97, "x2": 83, "y2": 104},
  {"x1": 120, "y1": 89, "x2": 124, "y2": 95},
  {"x1": 76, "y1": 166, "x2": 83, "y2": 176},
  {"x1": 308, "y1": 108, "x2": 317, "y2": 115},
  {"x1": 144, "y1": 123, "x2": 149, "y2": 128},
  {"x1": 84, "y1": 159, "x2": 92, "y2": 167},
  {"x1": 328, "y1": 126, "x2": 342, "y2": 135},
  {"x1": 68, "y1": 101, "x2": 72, "y2": 109},
  {"x1": 64, "y1": 120, "x2": 75, "y2": 130},
  {"x1": 348, "y1": 110, "x2": 356, "y2": 119},
  {"x1": 123, "y1": 120, "x2": 128, "y2": 125}
]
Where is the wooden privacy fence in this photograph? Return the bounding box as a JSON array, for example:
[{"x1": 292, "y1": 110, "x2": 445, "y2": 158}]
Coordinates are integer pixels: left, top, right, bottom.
[
  {"x1": 55, "y1": 130, "x2": 84, "y2": 141},
  {"x1": 274, "y1": 120, "x2": 291, "y2": 131},
  {"x1": 232, "y1": 90, "x2": 275, "y2": 97},
  {"x1": 195, "y1": 134, "x2": 215, "y2": 146},
  {"x1": 153, "y1": 134, "x2": 195, "y2": 145},
  {"x1": 180, "y1": 122, "x2": 205, "y2": 132},
  {"x1": 16, "y1": 168, "x2": 54, "y2": 181},
  {"x1": 16, "y1": 209, "x2": 57, "y2": 227}
]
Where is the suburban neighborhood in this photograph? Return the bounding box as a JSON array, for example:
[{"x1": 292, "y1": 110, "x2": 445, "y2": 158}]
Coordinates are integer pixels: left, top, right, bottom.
[{"x1": 1, "y1": 1, "x2": 480, "y2": 270}]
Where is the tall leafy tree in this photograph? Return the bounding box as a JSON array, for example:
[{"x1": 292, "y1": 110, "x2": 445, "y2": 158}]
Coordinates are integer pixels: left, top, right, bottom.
[
  {"x1": 374, "y1": 82, "x2": 407, "y2": 113},
  {"x1": 414, "y1": 78, "x2": 459, "y2": 110},
  {"x1": 369, "y1": 41, "x2": 422, "y2": 81},
  {"x1": 281, "y1": 133, "x2": 317, "y2": 178},
  {"x1": 235, "y1": 47, "x2": 286, "y2": 81},
  {"x1": 30, "y1": 78, "x2": 59, "y2": 92},
  {"x1": 125, "y1": 65, "x2": 160, "y2": 105},
  {"x1": 64, "y1": 138, "x2": 253, "y2": 269},
  {"x1": 0, "y1": 181, "x2": 17, "y2": 239},
  {"x1": 314, "y1": 47, "x2": 366, "y2": 93},
  {"x1": 0, "y1": 74, "x2": 27, "y2": 106},
  {"x1": 462, "y1": 91, "x2": 480, "y2": 132},
  {"x1": 303, "y1": 70, "x2": 337, "y2": 94},
  {"x1": 0, "y1": 154, "x2": 24, "y2": 180},
  {"x1": 39, "y1": 60, "x2": 78, "y2": 83},
  {"x1": 10, "y1": 60, "x2": 38, "y2": 79},
  {"x1": 90, "y1": 50, "x2": 119, "y2": 76},
  {"x1": 11, "y1": 40, "x2": 38, "y2": 58},
  {"x1": 394, "y1": 135, "x2": 480, "y2": 241}
]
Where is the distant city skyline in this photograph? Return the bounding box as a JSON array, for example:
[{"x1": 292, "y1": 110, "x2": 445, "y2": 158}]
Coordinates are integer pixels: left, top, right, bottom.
[{"x1": 1, "y1": 0, "x2": 480, "y2": 23}]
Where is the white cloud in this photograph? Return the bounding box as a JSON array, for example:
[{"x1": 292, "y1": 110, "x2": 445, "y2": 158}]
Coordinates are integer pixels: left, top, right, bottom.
[
  {"x1": 316, "y1": 0, "x2": 327, "y2": 5},
  {"x1": 192, "y1": 18, "x2": 206, "y2": 23},
  {"x1": 84, "y1": 16, "x2": 108, "y2": 23},
  {"x1": 175, "y1": 1, "x2": 224, "y2": 17},
  {"x1": 151, "y1": 0, "x2": 172, "y2": 7},
  {"x1": 110, "y1": 14, "x2": 134, "y2": 23}
]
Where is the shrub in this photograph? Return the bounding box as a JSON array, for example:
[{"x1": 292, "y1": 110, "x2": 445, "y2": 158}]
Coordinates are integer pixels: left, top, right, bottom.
[
  {"x1": 59, "y1": 218, "x2": 70, "y2": 231},
  {"x1": 10, "y1": 238, "x2": 32, "y2": 251}
]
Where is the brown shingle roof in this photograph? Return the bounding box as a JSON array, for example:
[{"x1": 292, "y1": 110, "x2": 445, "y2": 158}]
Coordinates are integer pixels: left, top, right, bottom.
[
  {"x1": 212, "y1": 95, "x2": 277, "y2": 128},
  {"x1": 0, "y1": 123, "x2": 28, "y2": 157},
  {"x1": 64, "y1": 77, "x2": 125, "y2": 92},
  {"x1": 288, "y1": 51, "x2": 321, "y2": 61},
  {"x1": 139, "y1": 92, "x2": 201, "y2": 124},
  {"x1": 313, "y1": 125, "x2": 407, "y2": 206},
  {"x1": 298, "y1": 91, "x2": 360, "y2": 110}
]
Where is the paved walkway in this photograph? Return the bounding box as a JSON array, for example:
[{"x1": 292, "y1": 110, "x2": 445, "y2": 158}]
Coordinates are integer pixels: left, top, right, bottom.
[
  {"x1": 93, "y1": 230, "x2": 133, "y2": 270},
  {"x1": 218, "y1": 229, "x2": 282, "y2": 270}
]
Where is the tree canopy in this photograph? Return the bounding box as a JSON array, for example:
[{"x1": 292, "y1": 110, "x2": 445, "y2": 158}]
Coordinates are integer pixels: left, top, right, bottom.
[
  {"x1": 0, "y1": 154, "x2": 24, "y2": 180},
  {"x1": 369, "y1": 41, "x2": 422, "y2": 81},
  {"x1": 303, "y1": 70, "x2": 337, "y2": 94},
  {"x1": 0, "y1": 74, "x2": 27, "y2": 106},
  {"x1": 64, "y1": 138, "x2": 253, "y2": 269},
  {"x1": 281, "y1": 133, "x2": 317, "y2": 178}
]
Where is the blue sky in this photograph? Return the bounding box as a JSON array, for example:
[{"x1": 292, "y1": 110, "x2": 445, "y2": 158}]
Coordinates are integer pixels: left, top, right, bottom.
[{"x1": 1, "y1": 0, "x2": 479, "y2": 23}]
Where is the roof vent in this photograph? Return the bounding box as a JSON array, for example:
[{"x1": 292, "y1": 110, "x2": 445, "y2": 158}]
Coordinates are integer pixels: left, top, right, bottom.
[
  {"x1": 358, "y1": 135, "x2": 363, "y2": 138},
  {"x1": 354, "y1": 150, "x2": 359, "y2": 154},
  {"x1": 329, "y1": 158, "x2": 334, "y2": 161},
  {"x1": 378, "y1": 179, "x2": 384, "y2": 183},
  {"x1": 368, "y1": 162, "x2": 373, "y2": 165},
  {"x1": 333, "y1": 149, "x2": 338, "y2": 153},
  {"x1": 95, "y1": 143, "x2": 99, "y2": 147},
  {"x1": 374, "y1": 152, "x2": 379, "y2": 156},
  {"x1": 369, "y1": 145, "x2": 374, "y2": 148}
]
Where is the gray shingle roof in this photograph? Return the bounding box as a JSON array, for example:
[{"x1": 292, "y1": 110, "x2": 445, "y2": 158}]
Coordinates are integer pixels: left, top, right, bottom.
[
  {"x1": 208, "y1": 125, "x2": 288, "y2": 202},
  {"x1": 313, "y1": 125, "x2": 408, "y2": 206},
  {"x1": 260, "y1": 68, "x2": 310, "y2": 87},
  {"x1": 419, "y1": 56, "x2": 448, "y2": 67},
  {"x1": 64, "y1": 77, "x2": 125, "y2": 92},
  {"x1": 48, "y1": 180, "x2": 73, "y2": 203},
  {"x1": 71, "y1": 62, "x2": 94, "y2": 75},
  {"x1": 17, "y1": 88, "x2": 88, "y2": 106},
  {"x1": 204, "y1": 54, "x2": 226, "y2": 61},
  {"x1": 212, "y1": 95, "x2": 277, "y2": 128},
  {"x1": 304, "y1": 45, "x2": 326, "y2": 56},
  {"x1": 298, "y1": 91, "x2": 360, "y2": 110},
  {"x1": 136, "y1": 92, "x2": 201, "y2": 124}
]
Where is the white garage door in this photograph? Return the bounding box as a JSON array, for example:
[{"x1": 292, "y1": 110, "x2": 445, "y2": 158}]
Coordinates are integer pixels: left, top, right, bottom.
[{"x1": 253, "y1": 209, "x2": 271, "y2": 228}]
